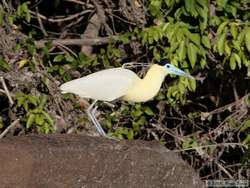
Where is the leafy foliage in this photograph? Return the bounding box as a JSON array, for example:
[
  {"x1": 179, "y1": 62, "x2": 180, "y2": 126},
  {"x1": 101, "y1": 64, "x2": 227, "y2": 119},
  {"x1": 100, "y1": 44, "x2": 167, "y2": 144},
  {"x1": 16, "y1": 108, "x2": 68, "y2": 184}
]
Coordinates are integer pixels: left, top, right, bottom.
[{"x1": 15, "y1": 93, "x2": 54, "y2": 133}]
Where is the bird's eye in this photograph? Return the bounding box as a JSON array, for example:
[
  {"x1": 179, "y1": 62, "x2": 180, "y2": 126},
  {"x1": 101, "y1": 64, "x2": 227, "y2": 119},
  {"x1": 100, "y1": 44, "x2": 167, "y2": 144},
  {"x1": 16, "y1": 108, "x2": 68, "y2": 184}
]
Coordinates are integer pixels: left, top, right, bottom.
[{"x1": 166, "y1": 65, "x2": 170, "y2": 68}]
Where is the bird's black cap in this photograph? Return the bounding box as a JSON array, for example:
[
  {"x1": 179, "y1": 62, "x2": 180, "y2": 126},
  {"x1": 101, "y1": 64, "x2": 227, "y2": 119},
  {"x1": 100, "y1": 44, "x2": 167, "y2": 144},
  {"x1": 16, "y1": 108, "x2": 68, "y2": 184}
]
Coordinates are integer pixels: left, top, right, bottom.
[{"x1": 156, "y1": 59, "x2": 169, "y2": 66}]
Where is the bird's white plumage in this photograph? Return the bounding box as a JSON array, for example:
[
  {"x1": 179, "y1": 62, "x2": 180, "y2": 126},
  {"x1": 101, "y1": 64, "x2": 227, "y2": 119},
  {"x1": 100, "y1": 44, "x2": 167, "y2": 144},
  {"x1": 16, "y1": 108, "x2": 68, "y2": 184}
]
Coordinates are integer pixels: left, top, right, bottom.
[{"x1": 60, "y1": 67, "x2": 140, "y2": 101}]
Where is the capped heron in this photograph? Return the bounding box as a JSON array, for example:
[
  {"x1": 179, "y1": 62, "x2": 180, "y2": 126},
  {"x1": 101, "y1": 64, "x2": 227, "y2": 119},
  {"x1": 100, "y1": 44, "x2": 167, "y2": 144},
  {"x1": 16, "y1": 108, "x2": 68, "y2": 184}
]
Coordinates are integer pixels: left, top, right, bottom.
[{"x1": 60, "y1": 62, "x2": 194, "y2": 137}]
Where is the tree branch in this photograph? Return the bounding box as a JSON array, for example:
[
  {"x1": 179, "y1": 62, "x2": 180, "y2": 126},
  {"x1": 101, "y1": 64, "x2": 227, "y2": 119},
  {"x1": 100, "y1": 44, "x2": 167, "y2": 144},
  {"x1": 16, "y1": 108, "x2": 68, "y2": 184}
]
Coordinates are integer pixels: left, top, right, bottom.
[{"x1": 35, "y1": 36, "x2": 120, "y2": 48}]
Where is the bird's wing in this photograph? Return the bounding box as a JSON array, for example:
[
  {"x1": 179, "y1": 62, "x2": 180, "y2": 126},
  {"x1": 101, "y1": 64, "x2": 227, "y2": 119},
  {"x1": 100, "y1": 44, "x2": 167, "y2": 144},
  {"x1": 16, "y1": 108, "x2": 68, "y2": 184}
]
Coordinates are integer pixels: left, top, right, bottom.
[{"x1": 60, "y1": 68, "x2": 140, "y2": 101}]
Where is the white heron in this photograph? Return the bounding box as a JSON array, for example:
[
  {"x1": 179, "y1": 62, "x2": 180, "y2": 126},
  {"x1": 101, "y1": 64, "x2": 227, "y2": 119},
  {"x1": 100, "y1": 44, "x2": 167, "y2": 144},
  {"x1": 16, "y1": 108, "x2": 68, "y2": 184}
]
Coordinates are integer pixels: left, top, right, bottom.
[{"x1": 60, "y1": 62, "x2": 194, "y2": 137}]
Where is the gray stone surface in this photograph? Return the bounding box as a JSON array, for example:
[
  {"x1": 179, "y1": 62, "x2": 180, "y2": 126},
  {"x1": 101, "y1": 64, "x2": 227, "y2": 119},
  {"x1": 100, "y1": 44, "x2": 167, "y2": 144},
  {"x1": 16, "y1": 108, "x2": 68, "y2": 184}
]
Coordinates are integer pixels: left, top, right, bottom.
[{"x1": 0, "y1": 134, "x2": 204, "y2": 188}]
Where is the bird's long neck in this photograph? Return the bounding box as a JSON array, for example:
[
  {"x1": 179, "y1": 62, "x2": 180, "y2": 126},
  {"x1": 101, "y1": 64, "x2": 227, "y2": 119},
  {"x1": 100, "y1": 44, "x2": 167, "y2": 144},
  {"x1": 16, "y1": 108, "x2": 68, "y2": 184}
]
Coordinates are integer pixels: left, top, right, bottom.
[
  {"x1": 123, "y1": 64, "x2": 167, "y2": 102},
  {"x1": 141, "y1": 64, "x2": 167, "y2": 89}
]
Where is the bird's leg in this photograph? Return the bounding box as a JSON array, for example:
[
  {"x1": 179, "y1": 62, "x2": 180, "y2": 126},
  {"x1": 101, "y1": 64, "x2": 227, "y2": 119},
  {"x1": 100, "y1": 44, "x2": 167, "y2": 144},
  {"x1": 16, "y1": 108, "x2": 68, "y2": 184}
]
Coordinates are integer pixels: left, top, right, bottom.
[
  {"x1": 87, "y1": 100, "x2": 106, "y2": 136},
  {"x1": 92, "y1": 105, "x2": 98, "y2": 115},
  {"x1": 87, "y1": 101, "x2": 120, "y2": 141}
]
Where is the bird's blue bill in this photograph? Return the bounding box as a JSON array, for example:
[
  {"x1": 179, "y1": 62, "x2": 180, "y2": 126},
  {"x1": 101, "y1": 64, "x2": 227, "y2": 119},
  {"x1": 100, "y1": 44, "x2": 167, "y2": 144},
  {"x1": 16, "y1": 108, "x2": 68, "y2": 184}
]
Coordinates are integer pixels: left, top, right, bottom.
[{"x1": 164, "y1": 63, "x2": 194, "y2": 79}]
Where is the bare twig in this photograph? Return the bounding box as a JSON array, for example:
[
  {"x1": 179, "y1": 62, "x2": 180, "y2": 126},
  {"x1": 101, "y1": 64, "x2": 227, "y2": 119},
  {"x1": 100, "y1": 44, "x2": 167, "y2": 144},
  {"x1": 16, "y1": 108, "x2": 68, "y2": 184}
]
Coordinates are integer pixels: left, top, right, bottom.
[
  {"x1": 200, "y1": 163, "x2": 247, "y2": 180},
  {"x1": 122, "y1": 62, "x2": 151, "y2": 68},
  {"x1": 35, "y1": 36, "x2": 120, "y2": 48},
  {"x1": 151, "y1": 123, "x2": 185, "y2": 142},
  {"x1": 64, "y1": 14, "x2": 85, "y2": 30},
  {"x1": 0, "y1": 88, "x2": 5, "y2": 93},
  {"x1": 91, "y1": 0, "x2": 113, "y2": 35},
  {"x1": 29, "y1": 9, "x2": 92, "y2": 23},
  {"x1": 56, "y1": 43, "x2": 77, "y2": 57},
  {"x1": 36, "y1": 7, "x2": 48, "y2": 37},
  {"x1": 232, "y1": 81, "x2": 239, "y2": 101},
  {"x1": 2, "y1": 0, "x2": 9, "y2": 9},
  {"x1": 0, "y1": 119, "x2": 20, "y2": 139},
  {"x1": 172, "y1": 142, "x2": 247, "y2": 152},
  {"x1": 0, "y1": 77, "x2": 14, "y2": 105},
  {"x1": 201, "y1": 93, "x2": 249, "y2": 119},
  {"x1": 63, "y1": 0, "x2": 93, "y2": 7},
  {"x1": 214, "y1": 161, "x2": 234, "y2": 179},
  {"x1": 108, "y1": 12, "x2": 137, "y2": 25},
  {"x1": 80, "y1": 14, "x2": 101, "y2": 55}
]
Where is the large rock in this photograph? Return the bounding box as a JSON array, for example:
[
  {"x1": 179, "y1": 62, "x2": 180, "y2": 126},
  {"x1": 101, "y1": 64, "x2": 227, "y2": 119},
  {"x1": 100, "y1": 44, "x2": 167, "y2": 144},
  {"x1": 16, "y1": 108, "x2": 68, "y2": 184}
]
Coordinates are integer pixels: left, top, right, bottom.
[{"x1": 0, "y1": 134, "x2": 204, "y2": 188}]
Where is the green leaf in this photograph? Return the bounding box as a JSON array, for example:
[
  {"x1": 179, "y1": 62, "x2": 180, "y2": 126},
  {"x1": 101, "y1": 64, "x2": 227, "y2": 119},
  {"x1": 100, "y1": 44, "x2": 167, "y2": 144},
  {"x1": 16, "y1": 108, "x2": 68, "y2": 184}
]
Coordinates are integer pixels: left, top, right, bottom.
[
  {"x1": 237, "y1": 30, "x2": 246, "y2": 45},
  {"x1": 200, "y1": 58, "x2": 206, "y2": 69},
  {"x1": 35, "y1": 114, "x2": 45, "y2": 125},
  {"x1": 240, "y1": 120, "x2": 250, "y2": 131},
  {"x1": 23, "y1": 103, "x2": 29, "y2": 112},
  {"x1": 16, "y1": 96, "x2": 25, "y2": 107},
  {"x1": 242, "y1": 134, "x2": 250, "y2": 145},
  {"x1": 141, "y1": 31, "x2": 148, "y2": 46},
  {"x1": 229, "y1": 55, "x2": 236, "y2": 70},
  {"x1": 174, "y1": 7, "x2": 186, "y2": 19},
  {"x1": 178, "y1": 82, "x2": 185, "y2": 94},
  {"x1": 196, "y1": 0, "x2": 208, "y2": 7},
  {"x1": 224, "y1": 41, "x2": 231, "y2": 56},
  {"x1": 136, "y1": 116, "x2": 146, "y2": 126},
  {"x1": 217, "y1": 21, "x2": 228, "y2": 35},
  {"x1": 184, "y1": 0, "x2": 198, "y2": 17},
  {"x1": 0, "y1": 7, "x2": 3, "y2": 26},
  {"x1": 184, "y1": 30, "x2": 201, "y2": 46},
  {"x1": 182, "y1": 138, "x2": 193, "y2": 149},
  {"x1": 144, "y1": 106, "x2": 154, "y2": 116},
  {"x1": 168, "y1": 42, "x2": 179, "y2": 54},
  {"x1": 41, "y1": 111, "x2": 54, "y2": 125},
  {"x1": 209, "y1": 16, "x2": 220, "y2": 26},
  {"x1": 248, "y1": 65, "x2": 250, "y2": 77},
  {"x1": 43, "y1": 123, "x2": 51, "y2": 134},
  {"x1": 187, "y1": 42, "x2": 197, "y2": 68},
  {"x1": 232, "y1": 40, "x2": 241, "y2": 51},
  {"x1": 225, "y1": 4, "x2": 237, "y2": 18},
  {"x1": 127, "y1": 129, "x2": 134, "y2": 140},
  {"x1": 217, "y1": 32, "x2": 226, "y2": 56},
  {"x1": 38, "y1": 95, "x2": 48, "y2": 109},
  {"x1": 233, "y1": 53, "x2": 241, "y2": 69},
  {"x1": 178, "y1": 40, "x2": 186, "y2": 61},
  {"x1": 0, "y1": 116, "x2": 3, "y2": 129},
  {"x1": 0, "y1": 58, "x2": 11, "y2": 71},
  {"x1": 119, "y1": 34, "x2": 130, "y2": 44},
  {"x1": 217, "y1": 0, "x2": 228, "y2": 8},
  {"x1": 245, "y1": 27, "x2": 250, "y2": 53},
  {"x1": 17, "y1": 4, "x2": 21, "y2": 16},
  {"x1": 25, "y1": 10, "x2": 31, "y2": 23},
  {"x1": 176, "y1": 29, "x2": 184, "y2": 43},
  {"x1": 131, "y1": 109, "x2": 143, "y2": 118},
  {"x1": 65, "y1": 55, "x2": 75, "y2": 63},
  {"x1": 28, "y1": 95, "x2": 38, "y2": 106},
  {"x1": 166, "y1": 24, "x2": 178, "y2": 41},
  {"x1": 153, "y1": 47, "x2": 161, "y2": 61},
  {"x1": 201, "y1": 35, "x2": 211, "y2": 49},
  {"x1": 189, "y1": 79, "x2": 196, "y2": 91},
  {"x1": 184, "y1": 0, "x2": 193, "y2": 12},
  {"x1": 17, "y1": 2, "x2": 31, "y2": 22},
  {"x1": 149, "y1": 0, "x2": 162, "y2": 17},
  {"x1": 242, "y1": 54, "x2": 249, "y2": 66},
  {"x1": 53, "y1": 54, "x2": 64, "y2": 62},
  {"x1": 26, "y1": 114, "x2": 35, "y2": 128},
  {"x1": 8, "y1": 15, "x2": 15, "y2": 24},
  {"x1": 230, "y1": 24, "x2": 238, "y2": 40}
]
